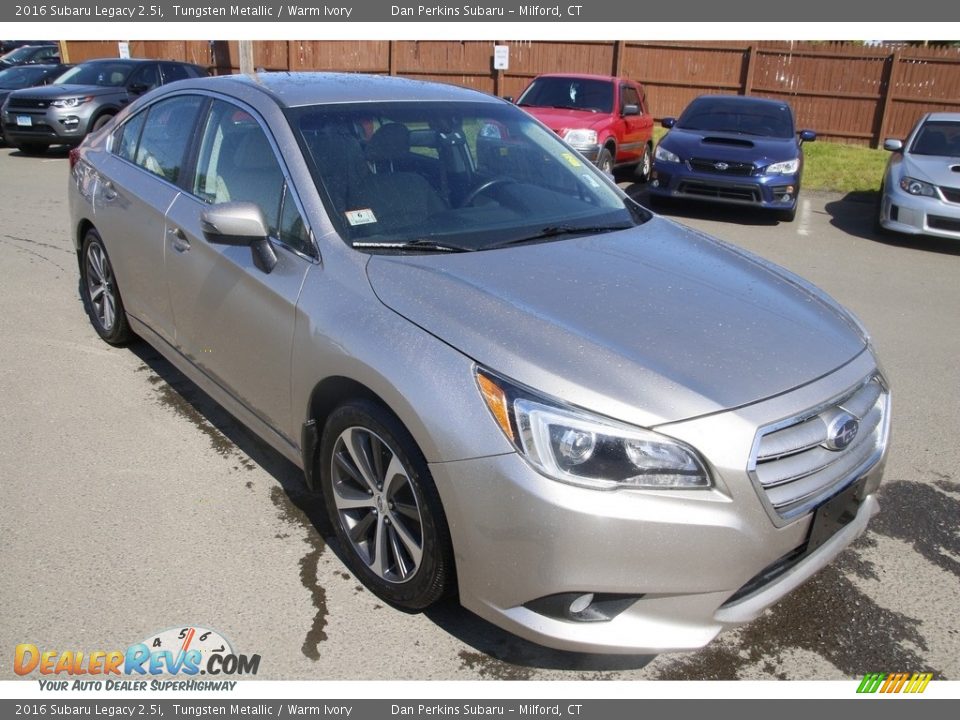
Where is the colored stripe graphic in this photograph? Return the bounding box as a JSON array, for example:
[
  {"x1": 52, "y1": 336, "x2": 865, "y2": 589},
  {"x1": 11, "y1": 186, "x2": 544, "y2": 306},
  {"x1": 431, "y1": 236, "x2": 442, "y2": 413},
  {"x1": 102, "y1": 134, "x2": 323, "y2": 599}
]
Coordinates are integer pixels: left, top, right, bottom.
[{"x1": 857, "y1": 672, "x2": 932, "y2": 694}]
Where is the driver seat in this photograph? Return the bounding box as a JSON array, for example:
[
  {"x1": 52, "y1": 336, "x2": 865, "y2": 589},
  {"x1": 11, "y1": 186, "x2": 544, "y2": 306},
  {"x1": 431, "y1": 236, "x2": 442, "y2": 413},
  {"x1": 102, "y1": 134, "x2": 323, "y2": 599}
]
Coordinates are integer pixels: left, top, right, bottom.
[{"x1": 350, "y1": 123, "x2": 447, "y2": 231}]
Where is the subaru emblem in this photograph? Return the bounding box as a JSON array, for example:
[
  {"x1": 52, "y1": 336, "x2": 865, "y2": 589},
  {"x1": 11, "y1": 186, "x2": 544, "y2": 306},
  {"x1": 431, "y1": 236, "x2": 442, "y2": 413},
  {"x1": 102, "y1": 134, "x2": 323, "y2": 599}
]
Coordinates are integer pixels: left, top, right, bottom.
[
  {"x1": 714, "y1": 161, "x2": 729, "y2": 171},
  {"x1": 824, "y1": 412, "x2": 859, "y2": 451}
]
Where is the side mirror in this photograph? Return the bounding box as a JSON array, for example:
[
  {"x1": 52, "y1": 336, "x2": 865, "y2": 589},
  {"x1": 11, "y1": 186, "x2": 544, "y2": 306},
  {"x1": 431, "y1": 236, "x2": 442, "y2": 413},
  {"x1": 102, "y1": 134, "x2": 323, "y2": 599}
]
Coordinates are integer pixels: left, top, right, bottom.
[
  {"x1": 883, "y1": 138, "x2": 904, "y2": 153},
  {"x1": 201, "y1": 202, "x2": 277, "y2": 273},
  {"x1": 661, "y1": 117, "x2": 676, "y2": 129},
  {"x1": 622, "y1": 104, "x2": 640, "y2": 117},
  {"x1": 799, "y1": 129, "x2": 817, "y2": 143},
  {"x1": 503, "y1": 95, "x2": 514, "y2": 104},
  {"x1": 128, "y1": 83, "x2": 150, "y2": 96}
]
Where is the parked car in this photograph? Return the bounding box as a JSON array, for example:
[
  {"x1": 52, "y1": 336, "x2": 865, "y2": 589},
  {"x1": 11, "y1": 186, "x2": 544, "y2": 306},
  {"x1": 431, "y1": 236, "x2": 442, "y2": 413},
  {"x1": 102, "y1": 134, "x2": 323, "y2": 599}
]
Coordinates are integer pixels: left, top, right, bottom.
[
  {"x1": 0, "y1": 64, "x2": 71, "y2": 125},
  {"x1": 1, "y1": 57, "x2": 205, "y2": 155},
  {"x1": 516, "y1": 73, "x2": 654, "y2": 179},
  {"x1": 68, "y1": 73, "x2": 888, "y2": 654},
  {"x1": 1, "y1": 40, "x2": 57, "y2": 54},
  {"x1": 878, "y1": 112, "x2": 960, "y2": 241},
  {"x1": 650, "y1": 94, "x2": 816, "y2": 222},
  {"x1": 0, "y1": 44, "x2": 60, "y2": 70}
]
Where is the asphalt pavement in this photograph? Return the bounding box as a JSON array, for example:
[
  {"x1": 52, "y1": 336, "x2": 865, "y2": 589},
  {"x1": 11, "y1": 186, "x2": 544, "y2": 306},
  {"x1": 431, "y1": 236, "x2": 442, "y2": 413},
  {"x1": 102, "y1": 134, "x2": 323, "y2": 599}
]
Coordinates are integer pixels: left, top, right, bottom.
[{"x1": 1, "y1": 146, "x2": 957, "y2": 682}]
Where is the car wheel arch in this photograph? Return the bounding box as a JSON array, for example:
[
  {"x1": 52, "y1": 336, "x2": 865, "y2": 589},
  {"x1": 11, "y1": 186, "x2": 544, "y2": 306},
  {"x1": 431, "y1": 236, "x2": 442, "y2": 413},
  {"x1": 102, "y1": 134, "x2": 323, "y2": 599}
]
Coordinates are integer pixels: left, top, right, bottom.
[{"x1": 302, "y1": 374, "x2": 436, "y2": 492}]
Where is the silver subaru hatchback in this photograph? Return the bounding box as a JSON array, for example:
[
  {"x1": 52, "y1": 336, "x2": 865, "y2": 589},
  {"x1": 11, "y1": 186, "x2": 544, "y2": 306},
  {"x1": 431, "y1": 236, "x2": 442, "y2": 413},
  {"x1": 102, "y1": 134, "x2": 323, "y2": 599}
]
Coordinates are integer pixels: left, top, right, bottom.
[{"x1": 68, "y1": 73, "x2": 890, "y2": 654}]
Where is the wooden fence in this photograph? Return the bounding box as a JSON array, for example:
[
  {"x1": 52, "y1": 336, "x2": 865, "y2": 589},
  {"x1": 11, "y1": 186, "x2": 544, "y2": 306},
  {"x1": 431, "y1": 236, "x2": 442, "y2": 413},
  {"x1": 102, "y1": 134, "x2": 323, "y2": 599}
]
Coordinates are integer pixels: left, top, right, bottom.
[{"x1": 62, "y1": 40, "x2": 960, "y2": 147}]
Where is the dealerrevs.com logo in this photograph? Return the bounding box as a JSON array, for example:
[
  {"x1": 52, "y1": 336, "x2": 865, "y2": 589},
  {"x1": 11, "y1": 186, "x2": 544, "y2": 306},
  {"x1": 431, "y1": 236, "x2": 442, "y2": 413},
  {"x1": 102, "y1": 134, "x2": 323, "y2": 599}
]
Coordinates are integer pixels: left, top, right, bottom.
[{"x1": 14, "y1": 626, "x2": 260, "y2": 691}]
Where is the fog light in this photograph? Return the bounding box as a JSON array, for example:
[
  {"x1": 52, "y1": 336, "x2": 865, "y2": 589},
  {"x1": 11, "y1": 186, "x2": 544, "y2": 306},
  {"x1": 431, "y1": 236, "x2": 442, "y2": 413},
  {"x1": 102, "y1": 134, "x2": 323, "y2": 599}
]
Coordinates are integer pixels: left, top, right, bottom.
[
  {"x1": 651, "y1": 179, "x2": 660, "y2": 188},
  {"x1": 524, "y1": 592, "x2": 642, "y2": 622},
  {"x1": 61, "y1": 117, "x2": 80, "y2": 127},
  {"x1": 569, "y1": 593, "x2": 594, "y2": 614}
]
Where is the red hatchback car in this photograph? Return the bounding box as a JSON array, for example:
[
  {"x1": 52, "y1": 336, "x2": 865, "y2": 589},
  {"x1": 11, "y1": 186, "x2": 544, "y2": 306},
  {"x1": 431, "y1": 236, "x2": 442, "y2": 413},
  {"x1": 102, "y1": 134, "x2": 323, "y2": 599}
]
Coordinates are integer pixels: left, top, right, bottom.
[{"x1": 516, "y1": 73, "x2": 654, "y2": 179}]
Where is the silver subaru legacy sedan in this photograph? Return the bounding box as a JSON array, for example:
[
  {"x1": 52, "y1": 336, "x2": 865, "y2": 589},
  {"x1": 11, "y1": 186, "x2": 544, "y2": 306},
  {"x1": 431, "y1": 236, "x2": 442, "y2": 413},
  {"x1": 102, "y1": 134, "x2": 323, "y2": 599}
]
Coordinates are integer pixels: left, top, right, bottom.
[{"x1": 68, "y1": 73, "x2": 890, "y2": 654}]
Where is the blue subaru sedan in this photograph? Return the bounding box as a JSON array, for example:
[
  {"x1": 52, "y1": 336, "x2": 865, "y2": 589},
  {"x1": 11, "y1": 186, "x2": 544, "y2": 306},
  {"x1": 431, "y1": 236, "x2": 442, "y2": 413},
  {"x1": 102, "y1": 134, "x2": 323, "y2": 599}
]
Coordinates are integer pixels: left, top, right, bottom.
[{"x1": 649, "y1": 95, "x2": 816, "y2": 222}]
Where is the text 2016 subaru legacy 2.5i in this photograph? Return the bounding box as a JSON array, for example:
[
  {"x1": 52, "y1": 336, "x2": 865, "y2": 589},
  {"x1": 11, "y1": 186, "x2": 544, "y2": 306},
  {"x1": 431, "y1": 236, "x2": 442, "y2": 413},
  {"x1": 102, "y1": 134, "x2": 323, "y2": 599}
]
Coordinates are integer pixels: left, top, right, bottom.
[{"x1": 68, "y1": 73, "x2": 890, "y2": 654}]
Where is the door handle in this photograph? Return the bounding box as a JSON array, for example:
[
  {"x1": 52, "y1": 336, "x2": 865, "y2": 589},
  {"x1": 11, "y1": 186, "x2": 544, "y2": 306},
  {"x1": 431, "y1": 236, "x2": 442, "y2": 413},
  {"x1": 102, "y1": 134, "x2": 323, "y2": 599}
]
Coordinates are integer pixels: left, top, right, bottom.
[
  {"x1": 102, "y1": 180, "x2": 117, "y2": 201},
  {"x1": 167, "y1": 226, "x2": 190, "y2": 253}
]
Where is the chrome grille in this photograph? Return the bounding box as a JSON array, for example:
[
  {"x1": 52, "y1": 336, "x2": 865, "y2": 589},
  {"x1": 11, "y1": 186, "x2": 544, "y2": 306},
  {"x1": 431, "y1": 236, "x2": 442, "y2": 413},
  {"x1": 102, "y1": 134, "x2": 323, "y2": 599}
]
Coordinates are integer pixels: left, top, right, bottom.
[{"x1": 750, "y1": 375, "x2": 888, "y2": 524}]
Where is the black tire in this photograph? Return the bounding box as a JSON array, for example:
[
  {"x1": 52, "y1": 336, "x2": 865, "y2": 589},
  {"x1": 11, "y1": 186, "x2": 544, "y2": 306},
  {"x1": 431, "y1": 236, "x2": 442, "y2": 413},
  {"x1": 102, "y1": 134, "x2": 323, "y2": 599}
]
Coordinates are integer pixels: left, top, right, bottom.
[
  {"x1": 778, "y1": 205, "x2": 797, "y2": 223},
  {"x1": 634, "y1": 144, "x2": 652, "y2": 183},
  {"x1": 319, "y1": 400, "x2": 454, "y2": 610},
  {"x1": 79, "y1": 228, "x2": 133, "y2": 346},
  {"x1": 596, "y1": 147, "x2": 615, "y2": 176},
  {"x1": 17, "y1": 142, "x2": 48, "y2": 156},
  {"x1": 90, "y1": 114, "x2": 114, "y2": 133}
]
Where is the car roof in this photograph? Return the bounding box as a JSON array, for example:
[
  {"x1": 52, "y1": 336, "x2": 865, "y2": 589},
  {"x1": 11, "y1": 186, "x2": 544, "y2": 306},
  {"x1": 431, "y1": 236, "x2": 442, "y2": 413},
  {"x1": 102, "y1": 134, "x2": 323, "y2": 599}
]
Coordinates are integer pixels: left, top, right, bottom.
[
  {"x1": 532, "y1": 73, "x2": 635, "y2": 84},
  {"x1": 923, "y1": 112, "x2": 960, "y2": 123},
  {"x1": 159, "y1": 72, "x2": 502, "y2": 108}
]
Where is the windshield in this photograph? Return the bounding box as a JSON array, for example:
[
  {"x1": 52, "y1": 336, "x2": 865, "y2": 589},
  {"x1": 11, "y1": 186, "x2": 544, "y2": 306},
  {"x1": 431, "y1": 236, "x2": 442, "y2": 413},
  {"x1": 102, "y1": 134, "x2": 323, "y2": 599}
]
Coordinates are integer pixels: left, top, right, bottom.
[
  {"x1": 517, "y1": 77, "x2": 614, "y2": 114},
  {"x1": 54, "y1": 62, "x2": 132, "y2": 87},
  {"x1": 910, "y1": 120, "x2": 960, "y2": 156},
  {"x1": 0, "y1": 65, "x2": 50, "y2": 88},
  {"x1": 1, "y1": 46, "x2": 41, "y2": 63},
  {"x1": 287, "y1": 101, "x2": 646, "y2": 253},
  {"x1": 677, "y1": 98, "x2": 795, "y2": 139}
]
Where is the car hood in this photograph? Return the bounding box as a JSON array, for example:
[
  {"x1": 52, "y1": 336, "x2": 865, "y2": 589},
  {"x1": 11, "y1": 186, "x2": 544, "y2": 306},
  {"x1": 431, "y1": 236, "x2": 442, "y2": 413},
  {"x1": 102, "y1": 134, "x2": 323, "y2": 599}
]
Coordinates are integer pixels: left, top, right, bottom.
[
  {"x1": 902, "y1": 153, "x2": 960, "y2": 186},
  {"x1": 11, "y1": 83, "x2": 125, "y2": 99},
  {"x1": 662, "y1": 128, "x2": 800, "y2": 167},
  {"x1": 365, "y1": 217, "x2": 867, "y2": 428},
  {"x1": 521, "y1": 106, "x2": 609, "y2": 133}
]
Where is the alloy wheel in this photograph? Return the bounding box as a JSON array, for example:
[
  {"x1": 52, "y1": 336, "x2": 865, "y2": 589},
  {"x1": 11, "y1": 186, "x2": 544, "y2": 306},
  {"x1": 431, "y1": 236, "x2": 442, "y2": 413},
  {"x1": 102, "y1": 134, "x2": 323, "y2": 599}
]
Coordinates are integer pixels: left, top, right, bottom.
[{"x1": 330, "y1": 426, "x2": 425, "y2": 583}]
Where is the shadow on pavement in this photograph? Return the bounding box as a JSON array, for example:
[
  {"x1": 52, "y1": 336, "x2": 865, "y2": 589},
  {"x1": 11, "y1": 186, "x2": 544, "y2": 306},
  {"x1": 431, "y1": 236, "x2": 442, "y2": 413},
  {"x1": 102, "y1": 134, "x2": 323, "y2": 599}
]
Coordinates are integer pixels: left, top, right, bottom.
[{"x1": 825, "y1": 191, "x2": 960, "y2": 256}]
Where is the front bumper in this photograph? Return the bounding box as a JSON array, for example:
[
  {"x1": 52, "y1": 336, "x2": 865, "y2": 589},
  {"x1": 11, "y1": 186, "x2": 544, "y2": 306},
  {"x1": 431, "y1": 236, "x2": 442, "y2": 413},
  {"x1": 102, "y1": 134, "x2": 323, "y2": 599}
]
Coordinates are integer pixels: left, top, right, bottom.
[
  {"x1": 1, "y1": 104, "x2": 95, "y2": 146},
  {"x1": 651, "y1": 160, "x2": 799, "y2": 211},
  {"x1": 567, "y1": 142, "x2": 600, "y2": 164},
  {"x1": 432, "y1": 351, "x2": 886, "y2": 654},
  {"x1": 880, "y1": 185, "x2": 960, "y2": 240}
]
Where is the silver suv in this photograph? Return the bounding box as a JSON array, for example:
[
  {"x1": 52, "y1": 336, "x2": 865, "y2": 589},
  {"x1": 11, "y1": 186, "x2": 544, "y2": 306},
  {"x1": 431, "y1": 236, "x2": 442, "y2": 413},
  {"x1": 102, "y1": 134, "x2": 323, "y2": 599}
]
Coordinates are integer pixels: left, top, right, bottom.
[
  {"x1": 68, "y1": 73, "x2": 890, "y2": 654},
  {"x1": 2, "y1": 57, "x2": 204, "y2": 154}
]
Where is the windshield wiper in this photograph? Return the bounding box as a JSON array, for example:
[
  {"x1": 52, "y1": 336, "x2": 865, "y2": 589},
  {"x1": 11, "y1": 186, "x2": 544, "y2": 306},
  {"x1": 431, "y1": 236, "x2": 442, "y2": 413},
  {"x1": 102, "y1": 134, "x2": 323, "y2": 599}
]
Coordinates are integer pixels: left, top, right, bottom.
[
  {"x1": 352, "y1": 238, "x2": 472, "y2": 253},
  {"x1": 487, "y1": 223, "x2": 633, "y2": 250}
]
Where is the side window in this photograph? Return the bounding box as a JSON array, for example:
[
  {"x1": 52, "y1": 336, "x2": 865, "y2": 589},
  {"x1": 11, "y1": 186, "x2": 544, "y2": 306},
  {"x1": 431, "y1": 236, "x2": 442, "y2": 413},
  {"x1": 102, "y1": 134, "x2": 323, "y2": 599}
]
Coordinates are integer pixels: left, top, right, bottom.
[
  {"x1": 134, "y1": 95, "x2": 205, "y2": 183},
  {"x1": 161, "y1": 63, "x2": 190, "y2": 84},
  {"x1": 37, "y1": 47, "x2": 59, "y2": 61},
  {"x1": 279, "y1": 182, "x2": 313, "y2": 257},
  {"x1": 191, "y1": 99, "x2": 284, "y2": 238},
  {"x1": 128, "y1": 64, "x2": 160, "y2": 93},
  {"x1": 112, "y1": 110, "x2": 147, "y2": 163},
  {"x1": 621, "y1": 86, "x2": 642, "y2": 114}
]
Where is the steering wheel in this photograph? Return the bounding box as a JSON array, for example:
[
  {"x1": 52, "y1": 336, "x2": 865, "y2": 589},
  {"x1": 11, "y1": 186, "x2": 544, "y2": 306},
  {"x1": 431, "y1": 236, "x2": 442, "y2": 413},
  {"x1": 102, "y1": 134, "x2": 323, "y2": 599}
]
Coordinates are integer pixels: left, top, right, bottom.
[{"x1": 460, "y1": 177, "x2": 516, "y2": 207}]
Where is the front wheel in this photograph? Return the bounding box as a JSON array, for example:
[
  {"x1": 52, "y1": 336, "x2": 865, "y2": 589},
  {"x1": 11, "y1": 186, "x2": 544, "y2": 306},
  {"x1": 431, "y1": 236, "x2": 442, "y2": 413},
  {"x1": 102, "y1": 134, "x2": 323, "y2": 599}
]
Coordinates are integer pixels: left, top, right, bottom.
[
  {"x1": 319, "y1": 400, "x2": 454, "y2": 610},
  {"x1": 635, "y1": 145, "x2": 652, "y2": 182},
  {"x1": 596, "y1": 147, "x2": 614, "y2": 176},
  {"x1": 80, "y1": 229, "x2": 133, "y2": 345},
  {"x1": 778, "y1": 205, "x2": 797, "y2": 223}
]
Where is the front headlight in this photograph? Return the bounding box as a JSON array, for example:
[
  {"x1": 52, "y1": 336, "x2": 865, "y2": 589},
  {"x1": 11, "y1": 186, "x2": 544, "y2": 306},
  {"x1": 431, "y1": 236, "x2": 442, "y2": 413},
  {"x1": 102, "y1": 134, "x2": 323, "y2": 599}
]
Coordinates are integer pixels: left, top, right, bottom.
[
  {"x1": 766, "y1": 158, "x2": 800, "y2": 174},
  {"x1": 899, "y1": 176, "x2": 937, "y2": 197},
  {"x1": 562, "y1": 129, "x2": 598, "y2": 146},
  {"x1": 654, "y1": 144, "x2": 679, "y2": 163},
  {"x1": 476, "y1": 368, "x2": 711, "y2": 491},
  {"x1": 51, "y1": 96, "x2": 93, "y2": 109}
]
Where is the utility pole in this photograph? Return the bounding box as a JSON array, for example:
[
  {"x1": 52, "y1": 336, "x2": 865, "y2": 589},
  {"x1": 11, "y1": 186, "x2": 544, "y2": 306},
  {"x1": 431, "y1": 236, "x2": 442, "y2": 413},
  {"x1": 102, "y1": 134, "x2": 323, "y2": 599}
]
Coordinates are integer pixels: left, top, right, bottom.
[{"x1": 239, "y1": 40, "x2": 255, "y2": 74}]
